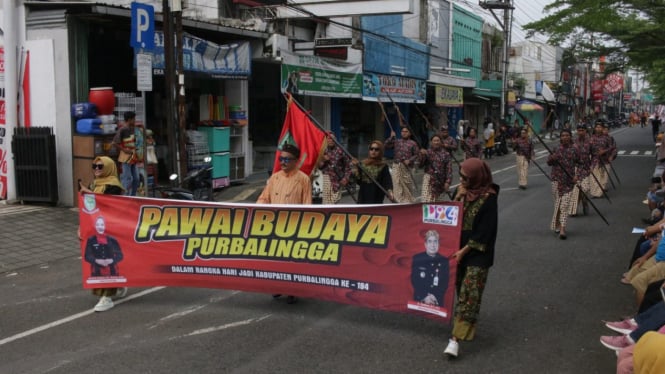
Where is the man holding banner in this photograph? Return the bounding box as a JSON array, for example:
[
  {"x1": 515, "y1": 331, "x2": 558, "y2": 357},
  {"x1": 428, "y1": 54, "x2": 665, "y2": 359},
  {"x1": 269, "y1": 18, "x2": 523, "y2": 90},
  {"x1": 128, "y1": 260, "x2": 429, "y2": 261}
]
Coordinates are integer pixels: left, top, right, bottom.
[{"x1": 258, "y1": 143, "x2": 311, "y2": 304}]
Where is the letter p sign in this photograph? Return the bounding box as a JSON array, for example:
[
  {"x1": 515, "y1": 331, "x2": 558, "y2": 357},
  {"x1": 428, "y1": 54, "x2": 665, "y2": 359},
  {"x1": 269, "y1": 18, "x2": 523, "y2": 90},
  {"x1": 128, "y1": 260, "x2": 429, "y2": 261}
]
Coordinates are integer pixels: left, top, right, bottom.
[{"x1": 131, "y1": 2, "x2": 155, "y2": 50}]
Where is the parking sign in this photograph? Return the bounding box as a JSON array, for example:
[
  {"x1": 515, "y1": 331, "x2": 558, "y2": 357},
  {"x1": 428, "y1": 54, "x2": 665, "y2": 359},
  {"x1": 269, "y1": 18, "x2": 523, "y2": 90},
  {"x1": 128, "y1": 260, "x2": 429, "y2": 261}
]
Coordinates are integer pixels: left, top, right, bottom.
[{"x1": 131, "y1": 2, "x2": 155, "y2": 50}]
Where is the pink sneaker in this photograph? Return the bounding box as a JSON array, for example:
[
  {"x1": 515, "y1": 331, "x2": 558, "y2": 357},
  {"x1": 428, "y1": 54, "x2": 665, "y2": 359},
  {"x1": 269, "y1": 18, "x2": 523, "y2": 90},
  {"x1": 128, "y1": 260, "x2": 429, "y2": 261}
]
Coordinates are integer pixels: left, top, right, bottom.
[
  {"x1": 600, "y1": 335, "x2": 633, "y2": 351},
  {"x1": 605, "y1": 319, "x2": 637, "y2": 335}
]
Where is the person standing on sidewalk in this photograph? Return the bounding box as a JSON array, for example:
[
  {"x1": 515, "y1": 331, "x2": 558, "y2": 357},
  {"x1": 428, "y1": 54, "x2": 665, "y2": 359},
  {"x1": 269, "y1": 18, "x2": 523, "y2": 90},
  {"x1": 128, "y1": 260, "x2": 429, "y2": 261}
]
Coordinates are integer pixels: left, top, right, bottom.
[
  {"x1": 513, "y1": 128, "x2": 534, "y2": 190},
  {"x1": 444, "y1": 158, "x2": 499, "y2": 359},
  {"x1": 385, "y1": 127, "x2": 419, "y2": 203},
  {"x1": 78, "y1": 156, "x2": 128, "y2": 312},
  {"x1": 113, "y1": 111, "x2": 144, "y2": 196},
  {"x1": 419, "y1": 134, "x2": 452, "y2": 202},
  {"x1": 547, "y1": 129, "x2": 580, "y2": 239},
  {"x1": 317, "y1": 132, "x2": 352, "y2": 204},
  {"x1": 652, "y1": 114, "x2": 662, "y2": 142},
  {"x1": 257, "y1": 144, "x2": 311, "y2": 304}
]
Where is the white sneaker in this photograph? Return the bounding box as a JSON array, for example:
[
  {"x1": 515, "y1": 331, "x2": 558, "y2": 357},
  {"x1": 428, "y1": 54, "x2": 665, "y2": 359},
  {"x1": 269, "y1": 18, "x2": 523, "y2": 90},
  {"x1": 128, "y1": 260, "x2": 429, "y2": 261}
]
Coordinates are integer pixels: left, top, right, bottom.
[
  {"x1": 115, "y1": 287, "x2": 128, "y2": 299},
  {"x1": 94, "y1": 296, "x2": 114, "y2": 312},
  {"x1": 444, "y1": 338, "x2": 459, "y2": 358}
]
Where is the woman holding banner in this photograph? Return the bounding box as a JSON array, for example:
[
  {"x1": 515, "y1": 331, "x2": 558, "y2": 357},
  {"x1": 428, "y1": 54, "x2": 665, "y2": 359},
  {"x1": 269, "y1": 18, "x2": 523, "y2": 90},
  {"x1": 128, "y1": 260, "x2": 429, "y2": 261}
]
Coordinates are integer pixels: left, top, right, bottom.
[
  {"x1": 354, "y1": 140, "x2": 394, "y2": 204},
  {"x1": 445, "y1": 158, "x2": 499, "y2": 358},
  {"x1": 79, "y1": 156, "x2": 128, "y2": 312}
]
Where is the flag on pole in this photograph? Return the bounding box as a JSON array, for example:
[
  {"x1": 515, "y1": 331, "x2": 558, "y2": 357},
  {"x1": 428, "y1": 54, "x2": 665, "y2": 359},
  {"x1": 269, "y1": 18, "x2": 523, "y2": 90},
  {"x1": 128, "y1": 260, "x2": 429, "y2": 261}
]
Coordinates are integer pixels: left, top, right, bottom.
[{"x1": 272, "y1": 96, "x2": 326, "y2": 176}]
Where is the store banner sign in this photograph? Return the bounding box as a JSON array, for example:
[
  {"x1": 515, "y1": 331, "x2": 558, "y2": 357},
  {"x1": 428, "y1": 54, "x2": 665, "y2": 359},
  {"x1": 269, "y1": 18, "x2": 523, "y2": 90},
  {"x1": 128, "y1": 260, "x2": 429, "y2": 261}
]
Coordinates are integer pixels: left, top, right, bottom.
[
  {"x1": 435, "y1": 85, "x2": 463, "y2": 107},
  {"x1": 147, "y1": 32, "x2": 250, "y2": 77},
  {"x1": 79, "y1": 194, "x2": 462, "y2": 322},
  {"x1": 362, "y1": 72, "x2": 426, "y2": 103},
  {"x1": 280, "y1": 51, "x2": 362, "y2": 98}
]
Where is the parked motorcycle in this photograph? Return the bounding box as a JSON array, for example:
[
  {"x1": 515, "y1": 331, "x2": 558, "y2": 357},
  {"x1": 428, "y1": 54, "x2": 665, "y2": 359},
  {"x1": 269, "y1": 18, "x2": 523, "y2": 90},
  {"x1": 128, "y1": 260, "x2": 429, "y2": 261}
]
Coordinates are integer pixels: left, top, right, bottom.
[{"x1": 157, "y1": 157, "x2": 214, "y2": 201}]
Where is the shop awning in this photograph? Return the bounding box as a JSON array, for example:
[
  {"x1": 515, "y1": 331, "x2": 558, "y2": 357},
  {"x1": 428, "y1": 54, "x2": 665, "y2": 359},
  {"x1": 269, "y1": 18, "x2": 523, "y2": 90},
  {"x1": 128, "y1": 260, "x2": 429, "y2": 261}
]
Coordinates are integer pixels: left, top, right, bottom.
[{"x1": 471, "y1": 88, "x2": 501, "y2": 98}]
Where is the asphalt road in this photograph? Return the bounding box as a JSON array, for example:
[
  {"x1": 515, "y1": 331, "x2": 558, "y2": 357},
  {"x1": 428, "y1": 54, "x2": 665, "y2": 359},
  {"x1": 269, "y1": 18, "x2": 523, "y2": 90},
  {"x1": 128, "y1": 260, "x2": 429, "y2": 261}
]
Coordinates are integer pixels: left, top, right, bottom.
[{"x1": 0, "y1": 125, "x2": 656, "y2": 373}]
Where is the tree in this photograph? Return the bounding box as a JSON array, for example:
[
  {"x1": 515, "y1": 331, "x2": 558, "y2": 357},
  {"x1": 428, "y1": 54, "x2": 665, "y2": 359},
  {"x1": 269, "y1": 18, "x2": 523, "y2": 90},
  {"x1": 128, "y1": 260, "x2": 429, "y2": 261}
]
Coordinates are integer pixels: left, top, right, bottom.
[{"x1": 523, "y1": 0, "x2": 665, "y2": 101}]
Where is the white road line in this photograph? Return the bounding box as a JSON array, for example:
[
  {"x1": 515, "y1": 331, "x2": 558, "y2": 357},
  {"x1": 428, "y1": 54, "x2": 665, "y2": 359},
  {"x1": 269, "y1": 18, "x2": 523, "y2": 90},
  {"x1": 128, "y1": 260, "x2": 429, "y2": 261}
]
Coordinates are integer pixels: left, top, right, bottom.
[
  {"x1": 172, "y1": 314, "x2": 272, "y2": 340},
  {"x1": 0, "y1": 287, "x2": 165, "y2": 347},
  {"x1": 630, "y1": 150, "x2": 640, "y2": 155},
  {"x1": 645, "y1": 151, "x2": 653, "y2": 155},
  {"x1": 618, "y1": 150, "x2": 626, "y2": 155}
]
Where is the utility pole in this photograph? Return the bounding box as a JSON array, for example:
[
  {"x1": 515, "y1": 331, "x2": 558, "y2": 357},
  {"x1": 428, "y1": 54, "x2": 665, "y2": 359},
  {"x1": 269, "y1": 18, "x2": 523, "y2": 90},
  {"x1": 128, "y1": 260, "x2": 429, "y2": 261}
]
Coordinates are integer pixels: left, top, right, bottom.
[
  {"x1": 174, "y1": 1, "x2": 188, "y2": 179},
  {"x1": 479, "y1": 0, "x2": 514, "y2": 121},
  {"x1": 162, "y1": 0, "x2": 178, "y2": 178}
]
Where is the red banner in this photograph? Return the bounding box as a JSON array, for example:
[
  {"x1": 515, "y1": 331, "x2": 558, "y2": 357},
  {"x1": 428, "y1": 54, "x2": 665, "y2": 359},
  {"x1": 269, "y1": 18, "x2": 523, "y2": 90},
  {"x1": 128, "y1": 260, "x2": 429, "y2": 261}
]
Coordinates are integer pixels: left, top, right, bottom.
[
  {"x1": 79, "y1": 194, "x2": 462, "y2": 322},
  {"x1": 272, "y1": 97, "x2": 326, "y2": 176}
]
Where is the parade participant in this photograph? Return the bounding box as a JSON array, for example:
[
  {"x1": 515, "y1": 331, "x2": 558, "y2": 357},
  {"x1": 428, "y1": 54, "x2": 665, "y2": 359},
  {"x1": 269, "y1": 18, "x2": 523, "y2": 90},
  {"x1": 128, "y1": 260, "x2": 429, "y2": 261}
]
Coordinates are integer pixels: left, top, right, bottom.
[
  {"x1": 317, "y1": 132, "x2": 352, "y2": 204},
  {"x1": 385, "y1": 127, "x2": 419, "y2": 203},
  {"x1": 569, "y1": 126, "x2": 593, "y2": 216},
  {"x1": 79, "y1": 156, "x2": 128, "y2": 312},
  {"x1": 438, "y1": 127, "x2": 458, "y2": 154},
  {"x1": 113, "y1": 111, "x2": 144, "y2": 196},
  {"x1": 411, "y1": 230, "x2": 449, "y2": 307},
  {"x1": 419, "y1": 134, "x2": 452, "y2": 202},
  {"x1": 354, "y1": 140, "x2": 394, "y2": 204},
  {"x1": 513, "y1": 128, "x2": 535, "y2": 190},
  {"x1": 461, "y1": 128, "x2": 482, "y2": 160},
  {"x1": 547, "y1": 129, "x2": 580, "y2": 239},
  {"x1": 444, "y1": 158, "x2": 499, "y2": 358},
  {"x1": 257, "y1": 144, "x2": 312, "y2": 304},
  {"x1": 483, "y1": 123, "x2": 495, "y2": 159},
  {"x1": 589, "y1": 121, "x2": 612, "y2": 198},
  {"x1": 603, "y1": 124, "x2": 618, "y2": 162}
]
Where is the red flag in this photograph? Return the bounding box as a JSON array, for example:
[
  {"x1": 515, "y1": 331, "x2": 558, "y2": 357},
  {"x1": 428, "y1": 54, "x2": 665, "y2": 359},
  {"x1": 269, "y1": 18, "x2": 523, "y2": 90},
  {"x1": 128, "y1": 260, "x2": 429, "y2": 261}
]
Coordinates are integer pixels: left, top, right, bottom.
[
  {"x1": 22, "y1": 50, "x2": 31, "y2": 128},
  {"x1": 272, "y1": 97, "x2": 326, "y2": 176}
]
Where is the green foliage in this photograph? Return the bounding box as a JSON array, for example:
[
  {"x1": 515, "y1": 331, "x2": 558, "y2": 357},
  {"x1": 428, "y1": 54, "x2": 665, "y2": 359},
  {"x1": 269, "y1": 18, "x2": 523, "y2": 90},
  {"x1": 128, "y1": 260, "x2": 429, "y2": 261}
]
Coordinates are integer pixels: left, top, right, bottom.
[{"x1": 523, "y1": 0, "x2": 665, "y2": 101}]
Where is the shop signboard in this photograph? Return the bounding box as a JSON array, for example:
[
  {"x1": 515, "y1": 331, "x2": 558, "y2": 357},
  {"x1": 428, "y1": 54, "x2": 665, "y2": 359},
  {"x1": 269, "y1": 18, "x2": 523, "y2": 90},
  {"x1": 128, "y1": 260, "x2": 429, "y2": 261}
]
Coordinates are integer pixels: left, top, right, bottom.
[
  {"x1": 435, "y1": 84, "x2": 463, "y2": 107},
  {"x1": 280, "y1": 50, "x2": 362, "y2": 98},
  {"x1": 147, "y1": 32, "x2": 251, "y2": 78},
  {"x1": 362, "y1": 72, "x2": 426, "y2": 103}
]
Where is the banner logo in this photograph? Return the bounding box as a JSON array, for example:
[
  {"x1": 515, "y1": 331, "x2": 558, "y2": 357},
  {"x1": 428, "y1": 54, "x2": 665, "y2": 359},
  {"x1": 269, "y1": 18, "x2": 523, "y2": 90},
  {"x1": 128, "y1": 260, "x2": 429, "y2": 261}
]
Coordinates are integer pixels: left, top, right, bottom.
[{"x1": 422, "y1": 204, "x2": 459, "y2": 226}]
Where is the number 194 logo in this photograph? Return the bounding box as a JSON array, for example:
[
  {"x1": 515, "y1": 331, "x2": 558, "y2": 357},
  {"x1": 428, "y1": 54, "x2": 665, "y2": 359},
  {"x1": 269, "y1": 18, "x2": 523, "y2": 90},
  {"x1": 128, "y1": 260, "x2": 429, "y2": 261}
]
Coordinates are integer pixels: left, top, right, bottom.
[{"x1": 422, "y1": 204, "x2": 458, "y2": 226}]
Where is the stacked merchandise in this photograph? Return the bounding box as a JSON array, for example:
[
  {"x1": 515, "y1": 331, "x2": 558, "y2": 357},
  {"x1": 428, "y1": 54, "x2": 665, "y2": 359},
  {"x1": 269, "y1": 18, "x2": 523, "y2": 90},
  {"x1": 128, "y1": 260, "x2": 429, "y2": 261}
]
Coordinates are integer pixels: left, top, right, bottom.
[{"x1": 186, "y1": 130, "x2": 211, "y2": 170}]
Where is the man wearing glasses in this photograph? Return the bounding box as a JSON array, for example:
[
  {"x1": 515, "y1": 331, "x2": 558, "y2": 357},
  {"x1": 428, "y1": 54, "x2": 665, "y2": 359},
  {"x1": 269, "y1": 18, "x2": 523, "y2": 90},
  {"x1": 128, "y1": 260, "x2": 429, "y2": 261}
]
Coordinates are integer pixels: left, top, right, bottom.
[
  {"x1": 257, "y1": 143, "x2": 312, "y2": 304},
  {"x1": 257, "y1": 143, "x2": 312, "y2": 205}
]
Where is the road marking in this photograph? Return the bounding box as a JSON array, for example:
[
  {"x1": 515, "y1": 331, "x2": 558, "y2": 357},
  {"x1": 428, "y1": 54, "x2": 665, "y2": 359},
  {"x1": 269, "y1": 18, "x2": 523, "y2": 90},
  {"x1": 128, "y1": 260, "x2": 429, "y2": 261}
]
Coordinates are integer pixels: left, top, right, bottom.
[
  {"x1": 171, "y1": 314, "x2": 272, "y2": 340},
  {"x1": 0, "y1": 287, "x2": 165, "y2": 347},
  {"x1": 630, "y1": 150, "x2": 640, "y2": 155}
]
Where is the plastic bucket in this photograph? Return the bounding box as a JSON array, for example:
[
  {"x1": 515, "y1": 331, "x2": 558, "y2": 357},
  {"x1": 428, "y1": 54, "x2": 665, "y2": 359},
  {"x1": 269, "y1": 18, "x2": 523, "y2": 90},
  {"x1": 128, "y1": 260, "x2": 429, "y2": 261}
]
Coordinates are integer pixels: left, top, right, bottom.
[{"x1": 89, "y1": 87, "x2": 115, "y2": 115}]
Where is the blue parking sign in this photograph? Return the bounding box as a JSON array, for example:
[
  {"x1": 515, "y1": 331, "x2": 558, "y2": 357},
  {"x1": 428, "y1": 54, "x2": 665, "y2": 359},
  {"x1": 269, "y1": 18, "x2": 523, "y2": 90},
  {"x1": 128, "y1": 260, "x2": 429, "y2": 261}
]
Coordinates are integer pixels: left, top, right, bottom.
[{"x1": 131, "y1": 2, "x2": 155, "y2": 50}]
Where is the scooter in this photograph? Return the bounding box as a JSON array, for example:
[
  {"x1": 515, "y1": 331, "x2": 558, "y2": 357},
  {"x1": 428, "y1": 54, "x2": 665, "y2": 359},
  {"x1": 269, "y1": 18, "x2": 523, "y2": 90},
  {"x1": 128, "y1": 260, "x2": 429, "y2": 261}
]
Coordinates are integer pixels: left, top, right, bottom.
[{"x1": 157, "y1": 157, "x2": 214, "y2": 201}]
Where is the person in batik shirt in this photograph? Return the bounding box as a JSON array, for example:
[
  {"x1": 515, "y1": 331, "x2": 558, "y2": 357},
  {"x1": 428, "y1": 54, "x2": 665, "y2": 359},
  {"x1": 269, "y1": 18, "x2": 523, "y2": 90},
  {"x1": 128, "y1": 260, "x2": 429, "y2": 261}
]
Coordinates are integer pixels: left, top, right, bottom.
[
  {"x1": 569, "y1": 126, "x2": 593, "y2": 216},
  {"x1": 318, "y1": 132, "x2": 352, "y2": 204},
  {"x1": 547, "y1": 129, "x2": 580, "y2": 240},
  {"x1": 513, "y1": 128, "x2": 534, "y2": 190},
  {"x1": 461, "y1": 128, "x2": 482, "y2": 160},
  {"x1": 419, "y1": 134, "x2": 453, "y2": 202},
  {"x1": 588, "y1": 121, "x2": 613, "y2": 198},
  {"x1": 385, "y1": 127, "x2": 420, "y2": 203}
]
